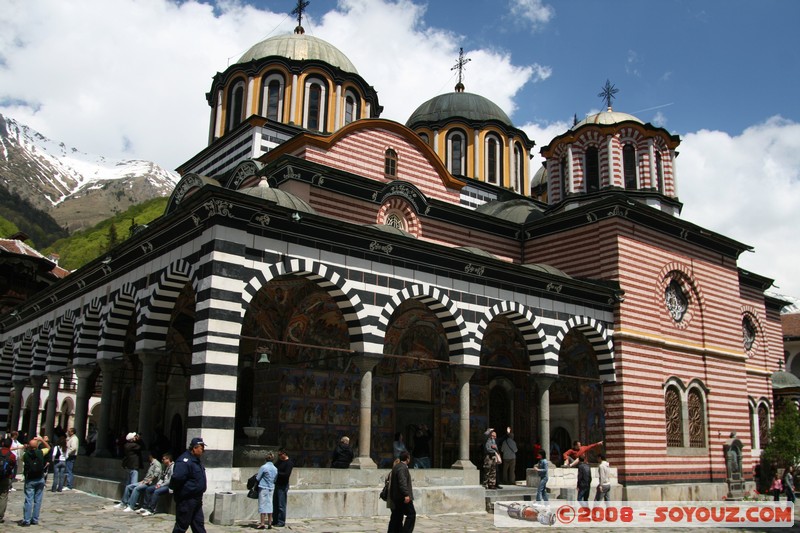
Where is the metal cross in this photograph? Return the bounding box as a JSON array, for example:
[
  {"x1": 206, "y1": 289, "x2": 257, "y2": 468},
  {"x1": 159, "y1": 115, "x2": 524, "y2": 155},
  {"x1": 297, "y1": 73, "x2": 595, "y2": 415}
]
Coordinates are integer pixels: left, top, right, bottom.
[
  {"x1": 598, "y1": 79, "x2": 619, "y2": 110},
  {"x1": 451, "y1": 47, "x2": 471, "y2": 86},
  {"x1": 292, "y1": 0, "x2": 310, "y2": 28}
]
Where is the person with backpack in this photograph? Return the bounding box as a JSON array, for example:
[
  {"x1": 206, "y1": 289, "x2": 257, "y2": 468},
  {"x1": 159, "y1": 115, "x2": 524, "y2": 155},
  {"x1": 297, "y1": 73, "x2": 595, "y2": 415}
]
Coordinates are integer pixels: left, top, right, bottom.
[
  {"x1": 20, "y1": 436, "x2": 49, "y2": 527},
  {"x1": 1, "y1": 436, "x2": 18, "y2": 524}
]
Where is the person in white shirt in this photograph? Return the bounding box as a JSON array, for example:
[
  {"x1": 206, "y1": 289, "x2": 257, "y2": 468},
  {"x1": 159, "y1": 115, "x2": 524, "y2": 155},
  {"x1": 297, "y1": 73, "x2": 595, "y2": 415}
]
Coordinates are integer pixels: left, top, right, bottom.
[
  {"x1": 594, "y1": 454, "x2": 611, "y2": 503},
  {"x1": 50, "y1": 436, "x2": 68, "y2": 492},
  {"x1": 65, "y1": 428, "x2": 79, "y2": 490}
]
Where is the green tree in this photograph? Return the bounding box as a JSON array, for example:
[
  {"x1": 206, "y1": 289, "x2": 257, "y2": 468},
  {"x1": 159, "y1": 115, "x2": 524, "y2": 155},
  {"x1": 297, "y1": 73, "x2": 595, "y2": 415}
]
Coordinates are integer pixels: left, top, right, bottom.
[
  {"x1": 107, "y1": 223, "x2": 118, "y2": 251},
  {"x1": 761, "y1": 401, "x2": 800, "y2": 475}
]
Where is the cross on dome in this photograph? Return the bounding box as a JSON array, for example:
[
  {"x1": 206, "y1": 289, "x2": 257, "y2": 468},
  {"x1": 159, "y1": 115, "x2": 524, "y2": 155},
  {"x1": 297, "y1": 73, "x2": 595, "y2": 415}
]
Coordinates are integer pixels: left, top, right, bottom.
[
  {"x1": 598, "y1": 79, "x2": 619, "y2": 111},
  {"x1": 292, "y1": 0, "x2": 310, "y2": 34},
  {"x1": 451, "y1": 47, "x2": 471, "y2": 93}
]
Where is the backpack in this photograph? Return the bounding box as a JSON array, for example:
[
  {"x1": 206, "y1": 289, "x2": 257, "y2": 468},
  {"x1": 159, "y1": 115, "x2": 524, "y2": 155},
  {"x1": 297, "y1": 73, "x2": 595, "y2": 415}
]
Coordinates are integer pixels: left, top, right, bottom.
[
  {"x1": 26, "y1": 449, "x2": 45, "y2": 479},
  {"x1": 0, "y1": 450, "x2": 13, "y2": 479}
]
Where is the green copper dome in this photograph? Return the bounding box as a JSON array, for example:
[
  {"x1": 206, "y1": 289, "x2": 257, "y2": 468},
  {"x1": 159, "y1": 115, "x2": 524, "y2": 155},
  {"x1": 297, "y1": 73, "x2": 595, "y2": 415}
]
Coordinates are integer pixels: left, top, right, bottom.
[
  {"x1": 406, "y1": 92, "x2": 513, "y2": 128},
  {"x1": 238, "y1": 33, "x2": 358, "y2": 74}
]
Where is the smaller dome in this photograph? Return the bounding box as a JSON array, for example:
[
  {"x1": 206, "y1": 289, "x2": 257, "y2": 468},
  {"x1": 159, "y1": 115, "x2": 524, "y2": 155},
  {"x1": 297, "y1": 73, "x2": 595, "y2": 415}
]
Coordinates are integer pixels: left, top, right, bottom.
[
  {"x1": 455, "y1": 246, "x2": 497, "y2": 259},
  {"x1": 573, "y1": 109, "x2": 644, "y2": 129},
  {"x1": 522, "y1": 263, "x2": 571, "y2": 278},
  {"x1": 365, "y1": 224, "x2": 417, "y2": 239},
  {"x1": 407, "y1": 92, "x2": 513, "y2": 128},
  {"x1": 240, "y1": 179, "x2": 316, "y2": 214},
  {"x1": 475, "y1": 199, "x2": 544, "y2": 224},
  {"x1": 531, "y1": 166, "x2": 547, "y2": 188},
  {"x1": 238, "y1": 33, "x2": 358, "y2": 74},
  {"x1": 772, "y1": 370, "x2": 800, "y2": 390}
]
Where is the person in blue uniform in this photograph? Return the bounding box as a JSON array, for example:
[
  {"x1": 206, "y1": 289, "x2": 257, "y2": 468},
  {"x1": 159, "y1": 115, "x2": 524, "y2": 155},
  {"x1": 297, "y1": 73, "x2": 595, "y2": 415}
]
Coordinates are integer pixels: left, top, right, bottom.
[{"x1": 170, "y1": 437, "x2": 207, "y2": 533}]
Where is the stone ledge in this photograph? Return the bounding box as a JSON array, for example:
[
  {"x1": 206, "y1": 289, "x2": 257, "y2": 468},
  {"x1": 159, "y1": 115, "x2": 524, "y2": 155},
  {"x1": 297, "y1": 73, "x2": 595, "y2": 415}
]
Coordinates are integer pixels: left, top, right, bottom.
[{"x1": 210, "y1": 485, "x2": 486, "y2": 524}]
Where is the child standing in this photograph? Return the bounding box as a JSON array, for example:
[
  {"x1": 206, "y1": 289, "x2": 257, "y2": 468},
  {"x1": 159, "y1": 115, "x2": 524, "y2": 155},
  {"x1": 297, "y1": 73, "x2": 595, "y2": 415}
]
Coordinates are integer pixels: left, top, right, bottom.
[{"x1": 771, "y1": 472, "x2": 784, "y2": 501}]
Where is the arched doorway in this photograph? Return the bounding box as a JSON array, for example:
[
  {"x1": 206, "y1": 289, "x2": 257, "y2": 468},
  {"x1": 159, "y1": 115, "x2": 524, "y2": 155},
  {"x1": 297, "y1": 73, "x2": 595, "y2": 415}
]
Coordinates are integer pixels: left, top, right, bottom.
[
  {"x1": 236, "y1": 275, "x2": 353, "y2": 467},
  {"x1": 550, "y1": 329, "x2": 604, "y2": 464},
  {"x1": 379, "y1": 298, "x2": 450, "y2": 468},
  {"x1": 474, "y1": 314, "x2": 530, "y2": 476}
]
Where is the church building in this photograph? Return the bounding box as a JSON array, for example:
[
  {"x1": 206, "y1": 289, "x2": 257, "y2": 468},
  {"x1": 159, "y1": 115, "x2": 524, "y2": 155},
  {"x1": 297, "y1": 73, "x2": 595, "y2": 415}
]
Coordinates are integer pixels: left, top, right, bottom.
[{"x1": 0, "y1": 8, "x2": 787, "y2": 514}]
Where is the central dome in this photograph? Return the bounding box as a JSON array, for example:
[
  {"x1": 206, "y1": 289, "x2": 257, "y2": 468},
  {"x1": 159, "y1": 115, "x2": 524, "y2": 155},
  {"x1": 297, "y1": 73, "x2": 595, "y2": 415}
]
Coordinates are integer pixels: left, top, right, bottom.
[
  {"x1": 406, "y1": 92, "x2": 513, "y2": 128},
  {"x1": 237, "y1": 33, "x2": 358, "y2": 74},
  {"x1": 572, "y1": 109, "x2": 643, "y2": 129}
]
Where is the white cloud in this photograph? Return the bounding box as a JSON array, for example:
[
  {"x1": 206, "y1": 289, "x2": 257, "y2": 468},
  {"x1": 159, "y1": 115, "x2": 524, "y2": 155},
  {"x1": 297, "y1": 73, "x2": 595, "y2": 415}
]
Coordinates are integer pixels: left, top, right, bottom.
[
  {"x1": 507, "y1": 0, "x2": 555, "y2": 31},
  {"x1": 0, "y1": 0, "x2": 537, "y2": 167},
  {"x1": 678, "y1": 116, "x2": 800, "y2": 299}
]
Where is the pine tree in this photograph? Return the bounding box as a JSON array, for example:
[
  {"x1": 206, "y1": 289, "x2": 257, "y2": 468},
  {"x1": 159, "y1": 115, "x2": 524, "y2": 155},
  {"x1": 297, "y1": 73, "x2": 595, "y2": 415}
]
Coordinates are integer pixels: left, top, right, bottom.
[{"x1": 107, "y1": 223, "x2": 118, "y2": 251}]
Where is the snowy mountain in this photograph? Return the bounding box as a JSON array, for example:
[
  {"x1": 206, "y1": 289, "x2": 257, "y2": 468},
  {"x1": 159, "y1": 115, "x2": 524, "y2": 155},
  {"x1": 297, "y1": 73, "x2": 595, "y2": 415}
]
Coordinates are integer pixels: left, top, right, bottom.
[{"x1": 0, "y1": 114, "x2": 179, "y2": 232}]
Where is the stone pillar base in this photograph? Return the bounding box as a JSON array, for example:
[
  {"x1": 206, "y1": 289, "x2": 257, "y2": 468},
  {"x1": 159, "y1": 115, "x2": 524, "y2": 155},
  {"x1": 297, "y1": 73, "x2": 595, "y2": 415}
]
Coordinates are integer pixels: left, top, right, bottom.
[
  {"x1": 450, "y1": 459, "x2": 477, "y2": 470},
  {"x1": 349, "y1": 456, "x2": 377, "y2": 469}
]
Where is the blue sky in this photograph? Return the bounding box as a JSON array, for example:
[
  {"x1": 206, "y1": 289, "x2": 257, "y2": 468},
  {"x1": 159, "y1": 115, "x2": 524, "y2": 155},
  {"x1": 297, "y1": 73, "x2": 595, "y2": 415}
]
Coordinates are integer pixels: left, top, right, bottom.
[{"x1": 1, "y1": 0, "x2": 799, "y2": 304}]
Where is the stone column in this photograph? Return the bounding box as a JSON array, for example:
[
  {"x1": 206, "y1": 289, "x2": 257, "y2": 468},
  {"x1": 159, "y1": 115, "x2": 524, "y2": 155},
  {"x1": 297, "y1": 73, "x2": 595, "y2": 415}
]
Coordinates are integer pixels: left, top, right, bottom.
[
  {"x1": 10, "y1": 382, "x2": 24, "y2": 431},
  {"x1": 95, "y1": 359, "x2": 122, "y2": 458},
  {"x1": 44, "y1": 372, "x2": 61, "y2": 438},
  {"x1": 533, "y1": 374, "x2": 557, "y2": 466},
  {"x1": 349, "y1": 353, "x2": 381, "y2": 469},
  {"x1": 73, "y1": 366, "x2": 96, "y2": 453},
  {"x1": 451, "y1": 366, "x2": 477, "y2": 469},
  {"x1": 137, "y1": 351, "x2": 163, "y2": 448},
  {"x1": 27, "y1": 376, "x2": 45, "y2": 437}
]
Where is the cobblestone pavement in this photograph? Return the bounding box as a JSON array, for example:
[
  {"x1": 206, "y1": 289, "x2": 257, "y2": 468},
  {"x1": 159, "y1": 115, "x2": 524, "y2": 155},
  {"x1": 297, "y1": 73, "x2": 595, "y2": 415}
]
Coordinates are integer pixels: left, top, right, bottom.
[{"x1": 2, "y1": 485, "x2": 799, "y2": 532}]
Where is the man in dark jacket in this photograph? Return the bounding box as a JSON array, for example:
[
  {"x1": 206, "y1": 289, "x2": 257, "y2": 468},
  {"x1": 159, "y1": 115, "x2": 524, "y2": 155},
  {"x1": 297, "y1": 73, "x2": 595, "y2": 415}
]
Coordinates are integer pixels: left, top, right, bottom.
[
  {"x1": 576, "y1": 455, "x2": 592, "y2": 506},
  {"x1": 387, "y1": 450, "x2": 415, "y2": 533},
  {"x1": 170, "y1": 437, "x2": 207, "y2": 533},
  {"x1": 331, "y1": 436, "x2": 354, "y2": 469},
  {"x1": 273, "y1": 449, "x2": 294, "y2": 527},
  {"x1": 122, "y1": 432, "x2": 143, "y2": 486}
]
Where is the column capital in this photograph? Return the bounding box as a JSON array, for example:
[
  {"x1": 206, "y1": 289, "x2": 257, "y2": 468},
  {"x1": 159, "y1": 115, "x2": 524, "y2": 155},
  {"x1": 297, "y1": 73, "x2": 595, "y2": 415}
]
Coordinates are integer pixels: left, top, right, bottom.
[
  {"x1": 97, "y1": 358, "x2": 123, "y2": 373},
  {"x1": 30, "y1": 375, "x2": 46, "y2": 388},
  {"x1": 453, "y1": 365, "x2": 478, "y2": 384},
  {"x1": 74, "y1": 365, "x2": 96, "y2": 379},
  {"x1": 350, "y1": 352, "x2": 381, "y2": 373},
  {"x1": 531, "y1": 373, "x2": 557, "y2": 391},
  {"x1": 136, "y1": 350, "x2": 165, "y2": 365}
]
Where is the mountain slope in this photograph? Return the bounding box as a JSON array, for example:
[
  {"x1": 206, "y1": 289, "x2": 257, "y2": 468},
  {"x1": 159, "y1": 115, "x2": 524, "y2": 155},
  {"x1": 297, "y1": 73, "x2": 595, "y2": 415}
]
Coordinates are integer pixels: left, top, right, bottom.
[
  {"x1": 43, "y1": 197, "x2": 169, "y2": 271},
  {"x1": 0, "y1": 114, "x2": 179, "y2": 233}
]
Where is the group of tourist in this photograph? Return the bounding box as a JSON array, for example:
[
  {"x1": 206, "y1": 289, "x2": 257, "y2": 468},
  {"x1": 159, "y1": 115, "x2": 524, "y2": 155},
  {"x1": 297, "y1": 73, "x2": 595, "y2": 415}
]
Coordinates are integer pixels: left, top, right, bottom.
[
  {"x1": 480, "y1": 428, "x2": 610, "y2": 505},
  {"x1": 0, "y1": 427, "x2": 79, "y2": 526},
  {"x1": 248, "y1": 448, "x2": 293, "y2": 529}
]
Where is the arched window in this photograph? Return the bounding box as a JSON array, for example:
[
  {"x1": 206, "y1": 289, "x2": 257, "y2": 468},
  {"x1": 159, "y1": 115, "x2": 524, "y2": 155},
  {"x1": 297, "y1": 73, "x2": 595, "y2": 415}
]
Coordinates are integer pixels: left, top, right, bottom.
[
  {"x1": 344, "y1": 89, "x2": 359, "y2": 125},
  {"x1": 585, "y1": 146, "x2": 600, "y2": 192},
  {"x1": 384, "y1": 148, "x2": 398, "y2": 178},
  {"x1": 560, "y1": 157, "x2": 568, "y2": 201},
  {"x1": 655, "y1": 151, "x2": 664, "y2": 192},
  {"x1": 418, "y1": 132, "x2": 429, "y2": 145},
  {"x1": 447, "y1": 131, "x2": 466, "y2": 175},
  {"x1": 485, "y1": 135, "x2": 503, "y2": 185},
  {"x1": 757, "y1": 403, "x2": 769, "y2": 447},
  {"x1": 226, "y1": 79, "x2": 246, "y2": 132},
  {"x1": 261, "y1": 74, "x2": 284, "y2": 122},
  {"x1": 512, "y1": 143, "x2": 523, "y2": 193},
  {"x1": 742, "y1": 315, "x2": 757, "y2": 352},
  {"x1": 385, "y1": 212, "x2": 405, "y2": 230},
  {"x1": 303, "y1": 78, "x2": 327, "y2": 132},
  {"x1": 665, "y1": 386, "x2": 683, "y2": 447},
  {"x1": 623, "y1": 144, "x2": 637, "y2": 189},
  {"x1": 687, "y1": 389, "x2": 706, "y2": 447}
]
